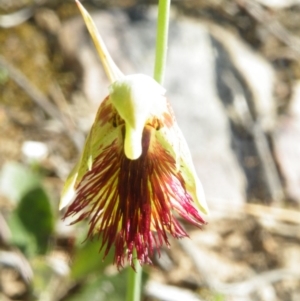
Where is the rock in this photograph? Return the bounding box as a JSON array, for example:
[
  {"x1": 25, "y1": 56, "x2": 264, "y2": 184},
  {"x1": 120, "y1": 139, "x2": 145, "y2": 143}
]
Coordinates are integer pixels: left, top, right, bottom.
[
  {"x1": 164, "y1": 17, "x2": 247, "y2": 207},
  {"x1": 274, "y1": 81, "x2": 300, "y2": 203},
  {"x1": 274, "y1": 119, "x2": 300, "y2": 202}
]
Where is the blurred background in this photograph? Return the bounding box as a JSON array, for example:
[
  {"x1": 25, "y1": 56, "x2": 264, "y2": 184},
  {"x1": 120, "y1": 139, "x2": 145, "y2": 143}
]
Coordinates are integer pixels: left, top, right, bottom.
[{"x1": 1, "y1": 0, "x2": 300, "y2": 300}]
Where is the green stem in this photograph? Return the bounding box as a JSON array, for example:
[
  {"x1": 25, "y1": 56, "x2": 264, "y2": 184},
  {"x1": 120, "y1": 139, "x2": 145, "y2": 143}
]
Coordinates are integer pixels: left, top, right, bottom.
[
  {"x1": 154, "y1": 0, "x2": 171, "y2": 84},
  {"x1": 126, "y1": 253, "x2": 142, "y2": 301},
  {"x1": 127, "y1": 1, "x2": 171, "y2": 301}
]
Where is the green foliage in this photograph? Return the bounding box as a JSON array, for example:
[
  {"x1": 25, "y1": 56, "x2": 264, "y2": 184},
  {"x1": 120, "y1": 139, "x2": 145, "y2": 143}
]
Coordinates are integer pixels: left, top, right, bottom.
[
  {"x1": 7, "y1": 211, "x2": 37, "y2": 256},
  {"x1": 0, "y1": 67, "x2": 8, "y2": 84},
  {"x1": 17, "y1": 186, "x2": 54, "y2": 254},
  {"x1": 0, "y1": 162, "x2": 39, "y2": 203},
  {"x1": 65, "y1": 269, "x2": 128, "y2": 301},
  {"x1": 213, "y1": 293, "x2": 226, "y2": 301},
  {"x1": 0, "y1": 162, "x2": 54, "y2": 255},
  {"x1": 0, "y1": 161, "x2": 136, "y2": 301},
  {"x1": 71, "y1": 238, "x2": 114, "y2": 280}
]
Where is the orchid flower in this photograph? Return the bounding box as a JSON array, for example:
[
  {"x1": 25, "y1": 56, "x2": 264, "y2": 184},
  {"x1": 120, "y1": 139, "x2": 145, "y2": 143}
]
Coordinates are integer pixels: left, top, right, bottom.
[{"x1": 60, "y1": 0, "x2": 208, "y2": 269}]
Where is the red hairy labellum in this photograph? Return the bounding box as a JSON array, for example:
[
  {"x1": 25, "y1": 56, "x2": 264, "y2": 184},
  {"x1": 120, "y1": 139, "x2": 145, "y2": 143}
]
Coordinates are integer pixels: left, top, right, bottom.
[{"x1": 63, "y1": 97, "x2": 206, "y2": 268}]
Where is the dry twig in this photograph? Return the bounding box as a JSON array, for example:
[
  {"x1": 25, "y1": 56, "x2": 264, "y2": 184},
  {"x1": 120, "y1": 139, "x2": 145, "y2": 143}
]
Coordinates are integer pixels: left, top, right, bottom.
[
  {"x1": 237, "y1": 0, "x2": 300, "y2": 58},
  {"x1": 209, "y1": 201, "x2": 300, "y2": 224},
  {"x1": 0, "y1": 55, "x2": 83, "y2": 151},
  {"x1": 179, "y1": 239, "x2": 300, "y2": 296},
  {"x1": 0, "y1": 7, "x2": 33, "y2": 28}
]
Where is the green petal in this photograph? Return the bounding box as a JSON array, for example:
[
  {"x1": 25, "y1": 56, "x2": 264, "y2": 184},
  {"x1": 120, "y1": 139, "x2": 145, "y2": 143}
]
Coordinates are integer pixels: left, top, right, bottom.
[
  {"x1": 155, "y1": 118, "x2": 208, "y2": 215},
  {"x1": 175, "y1": 124, "x2": 209, "y2": 214},
  {"x1": 60, "y1": 98, "x2": 120, "y2": 210},
  {"x1": 124, "y1": 125, "x2": 143, "y2": 160},
  {"x1": 60, "y1": 130, "x2": 94, "y2": 210},
  {"x1": 76, "y1": 0, "x2": 123, "y2": 83},
  {"x1": 109, "y1": 74, "x2": 165, "y2": 160},
  {"x1": 59, "y1": 163, "x2": 78, "y2": 210}
]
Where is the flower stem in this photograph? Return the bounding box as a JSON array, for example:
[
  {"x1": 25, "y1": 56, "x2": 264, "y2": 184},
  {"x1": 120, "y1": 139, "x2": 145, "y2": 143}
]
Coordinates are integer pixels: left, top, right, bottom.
[
  {"x1": 154, "y1": 0, "x2": 171, "y2": 85},
  {"x1": 127, "y1": 1, "x2": 171, "y2": 301},
  {"x1": 126, "y1": 253, "x2": 142, "y2": 301}
]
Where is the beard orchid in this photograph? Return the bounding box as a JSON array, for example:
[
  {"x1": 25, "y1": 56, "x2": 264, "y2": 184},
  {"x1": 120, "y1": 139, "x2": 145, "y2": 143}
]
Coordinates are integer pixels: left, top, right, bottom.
[{"x1": 60, "y1": 1, "x2": 208, "y2": 269}]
